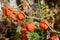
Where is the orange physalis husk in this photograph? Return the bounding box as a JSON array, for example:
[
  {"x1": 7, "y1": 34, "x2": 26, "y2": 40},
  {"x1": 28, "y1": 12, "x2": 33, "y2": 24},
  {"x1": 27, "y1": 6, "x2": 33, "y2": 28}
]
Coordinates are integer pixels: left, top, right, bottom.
[
  {"x1": 2, "y1": 6, "x2": 12, "y2": 16},
  {"x1": 17, "y1": 10, "x2": 25, "y2": 21},
  {"x1": 22, "y1": 34, "x2": 28, "y2": 40},
  {"x1": 6, "y1": 9, "x2": 12, "y2": 16},
  {"x1": 2, "y1": 6, "x2": 7, "y2": 16}
]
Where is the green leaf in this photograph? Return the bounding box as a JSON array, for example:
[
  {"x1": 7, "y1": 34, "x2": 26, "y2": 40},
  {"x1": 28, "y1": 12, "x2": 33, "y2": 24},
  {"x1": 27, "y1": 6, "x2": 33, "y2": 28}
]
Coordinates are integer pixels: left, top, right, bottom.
[
  {"x1": 16, "y1": 32, "x2": 22, "y2": 37},
  {"x1": 27, "y1": 32, "x2": 40, "y2": 40},
  {"x1": 16, "y1": 25, "x2": 22, "y2": 36},
  {"x1": 40, "y1": 30, "x2": 47, "y2": 40},
  {"x1": 28, "y1": 37, "x2": 33, "y2": 40},
  {"x1": 32, "y1": 32, "x2": 40, "y2": 38},
  {"x1": 23, "y1": 19, "x2": 28, "y2": 24},
  {"x1": 16, "y1": 25, "x2": 21, "y2": 33}
]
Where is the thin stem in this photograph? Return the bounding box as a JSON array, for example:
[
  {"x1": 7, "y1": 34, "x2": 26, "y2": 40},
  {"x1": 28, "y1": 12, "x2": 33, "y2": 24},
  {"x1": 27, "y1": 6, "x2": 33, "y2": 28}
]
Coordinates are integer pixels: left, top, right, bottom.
[
  {"x1": 26, "y1": 16, "x2": 40, "y2": 20},
  {"x1": 49, "y1": 25, "x2": 60, "y2": 33},
  {"x1": 12, "y1": 7, "x2": 21, "y2": 10},
  {"x1": 51, "y1": 16, "x2": 55, "y2": 28},
  {"x1": 26, "y1": 13, "x2": 55, "y2": 20},
  {"x1": 17, "y1": 3, "x2": 24, "y2": 8},
  {"x1": 28, "y1": 5, "x2": 35, "y2": 13},
  {"x1": 40, "y1": 14, "x2": 55, "y2": 20},
  {"x1": 38, "y1": 0, "x2": 40, "y2": 13}
]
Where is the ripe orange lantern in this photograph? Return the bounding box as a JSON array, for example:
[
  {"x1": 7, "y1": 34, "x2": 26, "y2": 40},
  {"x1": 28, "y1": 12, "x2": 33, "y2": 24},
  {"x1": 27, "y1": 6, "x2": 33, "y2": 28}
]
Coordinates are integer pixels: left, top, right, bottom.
[
  {"x1": 22, "y1": 34, "x2": 28, "y2": 40},
  {"x1": 17, "y1": 11, "x2": 25, "y2": 21},
  {"x1": 20, "y1": 28, "x2": 27, "y2": 34},
  {"x1": 2, "y1": 6, "x2": 12, "y2": 16},
  {"x1": 26, "y1": 22, "x2": 35, "y2": 32},
  {"x1": 50, "y1": 36, "x2": 59, "y2": 40},
  {"x1": 2, "y1": 6, "x2": 7, "y2": 16},
  {"x1": 17, "y1": 13, "x2": 25, "y2": 21},
  {"x1": 6, "y1": 9, "x2": 12, "y2": 16},
  {"x1": 39, "y1": 20, "x2": 49, "y2": 30}
]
